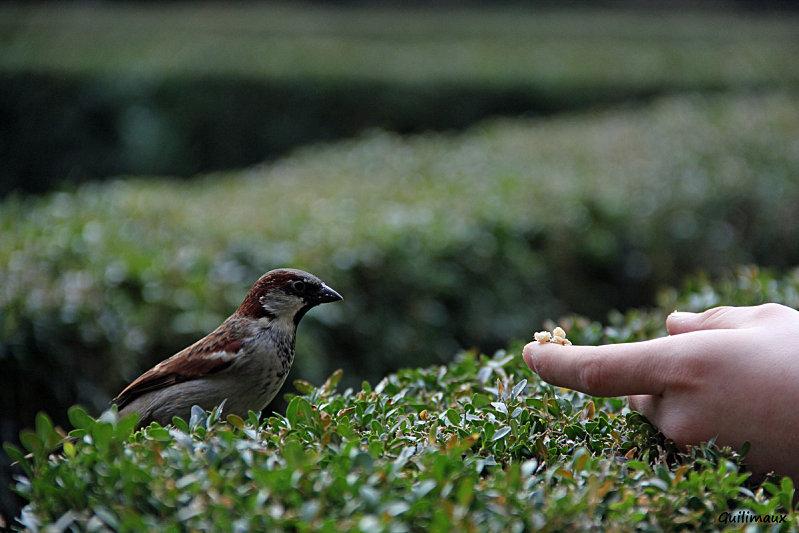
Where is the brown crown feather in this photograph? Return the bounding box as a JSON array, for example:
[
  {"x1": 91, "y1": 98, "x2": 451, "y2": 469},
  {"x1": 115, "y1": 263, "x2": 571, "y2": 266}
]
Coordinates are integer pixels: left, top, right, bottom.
[{"x1": 236, "y1": 268, "x2": 318, "y2": 318}]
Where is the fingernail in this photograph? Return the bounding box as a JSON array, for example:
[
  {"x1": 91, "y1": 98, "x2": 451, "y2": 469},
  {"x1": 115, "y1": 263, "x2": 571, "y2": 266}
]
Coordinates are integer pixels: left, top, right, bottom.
[{"x1": 669, "y1": 311, "x2": 693, "y2": 320}]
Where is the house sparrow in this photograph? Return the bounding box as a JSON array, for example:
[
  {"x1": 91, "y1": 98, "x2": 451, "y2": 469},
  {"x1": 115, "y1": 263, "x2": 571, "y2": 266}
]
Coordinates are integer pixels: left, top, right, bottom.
[{"x1": 113, "y1": 268, "x2": 342, "y2": 427}]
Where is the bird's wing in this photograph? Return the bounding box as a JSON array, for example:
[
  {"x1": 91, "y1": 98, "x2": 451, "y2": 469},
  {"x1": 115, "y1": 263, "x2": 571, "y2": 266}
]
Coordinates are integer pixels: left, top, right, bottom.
[{"x1": 112, "y1": 331, "x2": 243, "y2": 410}]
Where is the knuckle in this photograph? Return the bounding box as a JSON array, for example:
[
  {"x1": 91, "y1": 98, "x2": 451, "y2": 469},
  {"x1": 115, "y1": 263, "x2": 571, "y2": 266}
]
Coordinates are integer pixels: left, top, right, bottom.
[
  {"x1": 699, "y1": 305, "x2": 732, "y2": 326},
  {"x1": 754, "y1": 302, "x2": 788, "y2": 318},
  {"x1": 681, "y1": 347, "x2": 711, "y2": 376},
  {"x1": 645, "y1": 339, "x2": 689, "y2": 388}
]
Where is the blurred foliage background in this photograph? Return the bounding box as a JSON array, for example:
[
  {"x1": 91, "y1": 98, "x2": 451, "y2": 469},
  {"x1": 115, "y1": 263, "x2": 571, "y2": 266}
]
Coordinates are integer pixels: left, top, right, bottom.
[
  {"x1": 1, "y1": 0, "x2": 799, "y2": 521},
  {"x1": 2, "y1": 3, "x2": 799, "y2": 193}
]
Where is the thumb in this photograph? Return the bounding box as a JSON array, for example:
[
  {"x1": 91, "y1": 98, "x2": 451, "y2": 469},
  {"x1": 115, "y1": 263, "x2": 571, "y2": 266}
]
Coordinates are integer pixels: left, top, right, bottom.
[
  {"x1": 522, "y1": 336, "x2": 678, "y2": 397},
  {"x1": 666, "y1": 307, "x2": 738, "y2": 335},
  {"x1": 666, "y1": 304, "x2": 790, "y2": 335}
]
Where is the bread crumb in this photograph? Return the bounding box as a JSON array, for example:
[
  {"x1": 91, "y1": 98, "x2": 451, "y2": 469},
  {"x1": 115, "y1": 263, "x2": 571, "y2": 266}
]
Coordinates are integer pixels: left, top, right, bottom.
[{"x1": 532, "y1": 325, "x2": 572, "y2": 346}]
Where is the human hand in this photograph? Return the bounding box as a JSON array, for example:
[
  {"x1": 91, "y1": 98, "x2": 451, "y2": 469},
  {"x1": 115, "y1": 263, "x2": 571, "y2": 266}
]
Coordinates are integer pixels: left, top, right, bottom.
[{"x1": 522, "y1": 304, "x2": 799, "y2": 480}]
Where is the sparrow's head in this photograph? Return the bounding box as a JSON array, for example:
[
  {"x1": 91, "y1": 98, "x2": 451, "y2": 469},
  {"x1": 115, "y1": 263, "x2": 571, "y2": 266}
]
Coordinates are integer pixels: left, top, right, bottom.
[{"x1": 237, "y1": 268, "x2": 343, "y2": 324}]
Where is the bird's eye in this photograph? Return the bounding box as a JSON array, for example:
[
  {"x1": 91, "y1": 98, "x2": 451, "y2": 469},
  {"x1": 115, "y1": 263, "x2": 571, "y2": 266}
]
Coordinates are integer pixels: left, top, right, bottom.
[{"x1": 292, "y1": 280, "x2": 306, "y2": 293}]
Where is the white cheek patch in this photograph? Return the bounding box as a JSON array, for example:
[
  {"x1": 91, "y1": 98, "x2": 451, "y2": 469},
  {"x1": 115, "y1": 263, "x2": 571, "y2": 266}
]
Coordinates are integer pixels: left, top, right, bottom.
[{"x1": 260, "y1": 291, "x2": 305, "y2": 317}]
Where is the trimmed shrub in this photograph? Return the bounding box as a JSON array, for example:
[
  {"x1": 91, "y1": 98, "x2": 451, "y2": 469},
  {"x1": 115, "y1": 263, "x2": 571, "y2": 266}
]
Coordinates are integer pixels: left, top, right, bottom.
[
  {"x1": 6, "y1": 267, "x2": 799, "y2": 529},
  {"x1": 2, "y1": 93, "x2": 799, "y2": 449}
]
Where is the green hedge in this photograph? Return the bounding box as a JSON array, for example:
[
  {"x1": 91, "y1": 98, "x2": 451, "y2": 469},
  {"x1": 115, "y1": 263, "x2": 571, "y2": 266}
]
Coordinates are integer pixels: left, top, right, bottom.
[
  {"x1": 2, "y1": 4, "x2": 799, "y2": 193},
  {"x1": 6, "y1": 5, "x2": 799, "y2": 83},
  {"x1": 6, "y1": 267, "x2": 799, "y2": 529},
  {"x1": 0, "y1": 71, "x2": 620, "y2": 195},
  {"x1": 2, "y1": 93, "x2": 799, "y2": 475}
]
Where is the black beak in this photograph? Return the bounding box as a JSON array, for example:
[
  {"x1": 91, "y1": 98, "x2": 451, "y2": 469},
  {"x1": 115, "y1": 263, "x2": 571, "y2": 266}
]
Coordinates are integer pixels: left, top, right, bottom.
[{"x1": 313, "y1": 283, "x2": 343, "y2": 304}]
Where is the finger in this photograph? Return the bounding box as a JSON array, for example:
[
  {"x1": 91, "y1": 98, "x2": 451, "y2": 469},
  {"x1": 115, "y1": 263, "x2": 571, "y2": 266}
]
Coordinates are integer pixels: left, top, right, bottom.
[
  {"x1": 666, "y1": 307, "x2": 736, "y2": 335},
  {"x1": 666, "y1": 303, "x2": 791, "y2": 335},
  {"x1": 522, "y1": 336, "x2": 678, "y2": 397},
  {"x1": 628, "y1": 395, "x2": 658, "y2": 420}
]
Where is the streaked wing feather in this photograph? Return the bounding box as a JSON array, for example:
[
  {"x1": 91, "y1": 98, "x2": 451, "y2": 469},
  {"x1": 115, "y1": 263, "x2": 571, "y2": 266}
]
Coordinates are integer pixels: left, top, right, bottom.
[{"x1": 113, "y1": 334, "x2": 243, "y2": 410}]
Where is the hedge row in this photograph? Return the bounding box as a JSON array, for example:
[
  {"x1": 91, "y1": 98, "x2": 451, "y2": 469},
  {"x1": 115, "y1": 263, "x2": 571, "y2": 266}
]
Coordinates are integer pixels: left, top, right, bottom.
[
  {"x1": 2, "y1": 4, "x2": 799, "y2": 192},
  {"x1": 2, "y1": 93, "x2": 799, "y2": 449},
  {"x1": 0, "y1": 71, "x2": 622, "y2": 195},
  {"x1": 6, "y1": 266, "x2": 799, "y2": 529},
  {"x1": 6, "y1": 5, "x2": 799, "y2": 83}
]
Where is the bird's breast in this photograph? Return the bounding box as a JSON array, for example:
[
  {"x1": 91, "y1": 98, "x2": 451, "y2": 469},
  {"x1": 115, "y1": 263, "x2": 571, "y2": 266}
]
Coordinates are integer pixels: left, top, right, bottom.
[{"x1": 239, "y1": 323, "x2": 296, "y2": 407}]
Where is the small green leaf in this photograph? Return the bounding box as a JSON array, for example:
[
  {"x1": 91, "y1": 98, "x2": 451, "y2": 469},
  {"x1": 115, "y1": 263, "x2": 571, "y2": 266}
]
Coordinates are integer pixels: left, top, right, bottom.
[
  {"x1": 491, "y1": 402, "x2": 508, "y2": 415},
  {"x1": 3, "y1": 443, "x2": 32, "y2": 476},
  {"x1": 445, "y1": 409, "x2": 460, "y2": 425},
  {"x1": 740, "y1": 441, "x2": 751, "y2": 457},
  {"x1": 780, "y1": 477, "x2": 794, "y2": 510},
  {"x1": 283, "y1": 439, "x2": 306, "y2": 466},
  {"x1": 492, "y1": 426, "x2": 511, "y2": 441},
  {"x1": 116, "y1": 412, "x2": 140, "y2": 437},
  {"x1": 207, "y1": 399, "x2": 227, "y2": 426},
  {"x1": 68, "y1": 429, "x2": 87, "y2": 440},
  {"x1": 286, "y1": 396, "x2": 314, "y2": 426},
  {"x1": 323, "y1": 369, "x2": 344, "y2": 391},
  {"x1": 172, "y1": 416, "x2": 189, "y2": 433},
  {"x1": 482, "y1": 422, "x2": 495, "y2": 442},
  {"x1": 63, "y1": 441, "x2": 76, "y2": 458},
  {"x1": 35, "y1": 412, "x2": 55, "y2": 445},
  {"x1": 226, "y1": 414, "x2": 245, "y2": 429},
  {"x1": 19, "y1": 430, "x2": 42, "y2": 455},
  {"x1": 573, "y1": 450, "x2": 589, "y2": 472},
  {"x1": 625, "y1": 460, "x2": 650, "y2": 472},
  {"x1": 353, "y1": 451, "x2": 374, "y2": 468},
  {"x1": 456, "y1": 478, "x2": 474, "y2": 507},
  {"x1": 147, "y1": 427, "x2": 171, "y2": 442},
  {"x1": 92, "y1": 423, "x2": 114, "y2": 451},
  {"x1": 471, "y1": 393, "x2": 490, "y2": 408},
  {"x1": 286, "y1": 397, "x2": 300, "y2": 425},
  {"x1": 68, "y1": 406, "x2": 94, "y2": 430},
  {"x1": 293, "y1": 379, "x2": 315, "y2": 394},
  {"x1": 510, "y1": 379, "x2": 527, "y2": 400}
]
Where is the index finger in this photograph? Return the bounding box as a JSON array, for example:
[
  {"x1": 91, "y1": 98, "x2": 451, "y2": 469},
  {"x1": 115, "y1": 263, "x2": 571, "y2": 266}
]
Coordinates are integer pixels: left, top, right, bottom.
[{"x1": 522, "y1": 336, "x2": 680, "y2": 397}]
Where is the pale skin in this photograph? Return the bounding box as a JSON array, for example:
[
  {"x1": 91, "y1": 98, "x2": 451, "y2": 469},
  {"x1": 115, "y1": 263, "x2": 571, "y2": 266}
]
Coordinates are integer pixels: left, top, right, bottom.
[{"x1": 522, "y1": 303, "x2": 799, "y2": 481}]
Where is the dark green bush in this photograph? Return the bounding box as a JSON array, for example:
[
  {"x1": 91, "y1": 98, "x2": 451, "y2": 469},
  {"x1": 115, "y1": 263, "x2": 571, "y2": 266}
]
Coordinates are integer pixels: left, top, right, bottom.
[
  {"x1": 6, "y1": 292, "x2": 798, "y2": 530},
  {"x1": 0, "y1": 72, "x2": 580, "y2": 195},
  {"x1": 2, "y1": 93, "x2": 799, "y2": 453},
  {"x1": 2, "y1": 4, "x2": 799, "y2": 193}
]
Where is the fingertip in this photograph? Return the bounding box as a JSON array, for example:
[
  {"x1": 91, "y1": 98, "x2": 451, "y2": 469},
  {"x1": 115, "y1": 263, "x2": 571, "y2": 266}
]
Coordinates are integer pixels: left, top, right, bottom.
[
  {"x1": 666, "y1": 311, "x2": 695, "y2": 335},
  {"x1": 522, "y1": 342, "x2": 537, "y2": 371},
  {"x1": 522, "y1": 341, "x2": 565, "y2": 376}
]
